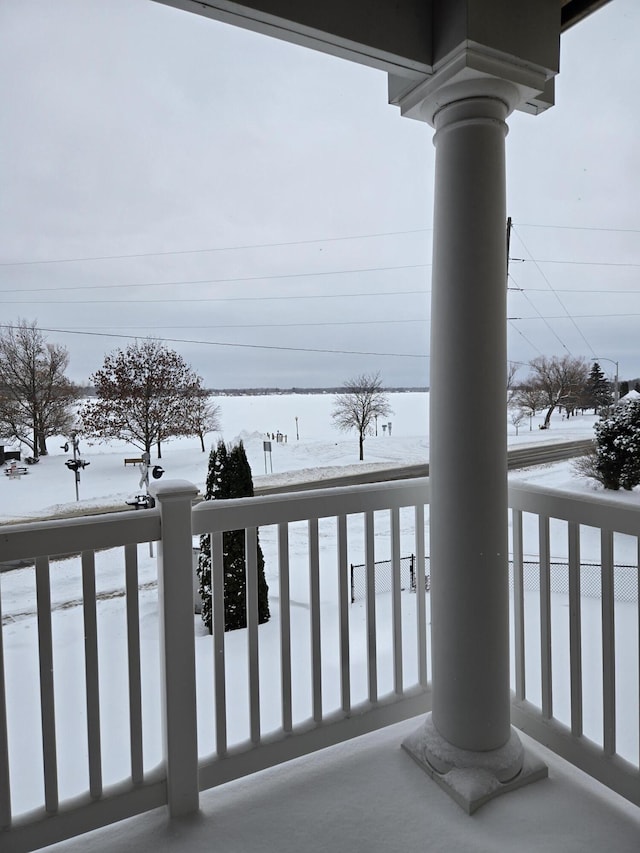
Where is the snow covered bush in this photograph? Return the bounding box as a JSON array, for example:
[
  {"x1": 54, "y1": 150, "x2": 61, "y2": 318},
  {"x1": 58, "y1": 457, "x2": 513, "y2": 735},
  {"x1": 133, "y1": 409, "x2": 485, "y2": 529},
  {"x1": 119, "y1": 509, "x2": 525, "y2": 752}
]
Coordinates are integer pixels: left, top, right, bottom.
[{"x1": 579, "y1": 402, "x2": 640, "y2": 490}]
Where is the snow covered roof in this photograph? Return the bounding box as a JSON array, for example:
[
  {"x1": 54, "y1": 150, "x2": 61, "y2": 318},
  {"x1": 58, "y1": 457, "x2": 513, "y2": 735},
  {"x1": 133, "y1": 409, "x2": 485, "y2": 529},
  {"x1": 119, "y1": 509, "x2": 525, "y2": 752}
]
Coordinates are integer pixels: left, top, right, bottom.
[{"x1": 618, "y1": 389, "x2": 640, "y2": 403}]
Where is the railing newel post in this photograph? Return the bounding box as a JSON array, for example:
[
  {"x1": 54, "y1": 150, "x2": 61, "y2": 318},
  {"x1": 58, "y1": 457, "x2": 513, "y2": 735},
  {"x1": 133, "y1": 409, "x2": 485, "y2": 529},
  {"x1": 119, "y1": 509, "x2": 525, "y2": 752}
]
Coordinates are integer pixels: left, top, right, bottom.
[{"x1": 150, "y1": 479, "x2": 200, "y2": 817}]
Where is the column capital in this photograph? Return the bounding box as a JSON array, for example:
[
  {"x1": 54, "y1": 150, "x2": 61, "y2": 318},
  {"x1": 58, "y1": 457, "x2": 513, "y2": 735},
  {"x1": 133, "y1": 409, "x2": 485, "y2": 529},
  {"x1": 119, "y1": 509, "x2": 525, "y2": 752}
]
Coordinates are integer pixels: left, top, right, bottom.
[{"x1": 393, "y1": 42, "x2": 554, "y2": 126}]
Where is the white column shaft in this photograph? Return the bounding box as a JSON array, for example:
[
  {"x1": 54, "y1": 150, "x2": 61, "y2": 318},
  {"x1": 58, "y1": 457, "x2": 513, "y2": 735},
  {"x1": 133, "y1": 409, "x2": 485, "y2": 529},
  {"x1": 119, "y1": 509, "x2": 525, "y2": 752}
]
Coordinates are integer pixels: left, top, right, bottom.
[{"x1": 429, "y1": 96, "x2": 510, "y2": 752}]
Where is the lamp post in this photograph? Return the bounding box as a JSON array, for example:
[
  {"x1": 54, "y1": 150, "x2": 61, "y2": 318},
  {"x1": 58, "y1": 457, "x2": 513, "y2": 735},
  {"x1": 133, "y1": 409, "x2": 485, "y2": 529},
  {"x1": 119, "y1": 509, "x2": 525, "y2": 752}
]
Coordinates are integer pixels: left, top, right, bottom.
[
  {"x1": 592, "y1": 357, "x2": 619, "y2": 404},
  {"x1": 64, "y1": 430, "x2": 89, "y2": 501}
]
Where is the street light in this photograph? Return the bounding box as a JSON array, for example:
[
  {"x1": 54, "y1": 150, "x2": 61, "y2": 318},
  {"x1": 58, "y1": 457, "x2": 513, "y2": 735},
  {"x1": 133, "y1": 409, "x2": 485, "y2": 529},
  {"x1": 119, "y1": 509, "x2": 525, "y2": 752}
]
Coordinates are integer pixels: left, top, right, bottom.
[
  {"x1": 592, "y1": 357, "x2": 619, "y2": 404},
  {"x1": 64, "y1": 430, "x2": 88, "y2": 501}
]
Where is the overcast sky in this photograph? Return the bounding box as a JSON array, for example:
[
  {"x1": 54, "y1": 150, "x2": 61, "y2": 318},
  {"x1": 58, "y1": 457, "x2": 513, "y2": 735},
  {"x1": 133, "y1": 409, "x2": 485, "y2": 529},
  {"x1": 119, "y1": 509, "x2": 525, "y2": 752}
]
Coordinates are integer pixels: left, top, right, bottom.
[{"x1": 1, "y1": 0, "x2": 639, "y2": 389}]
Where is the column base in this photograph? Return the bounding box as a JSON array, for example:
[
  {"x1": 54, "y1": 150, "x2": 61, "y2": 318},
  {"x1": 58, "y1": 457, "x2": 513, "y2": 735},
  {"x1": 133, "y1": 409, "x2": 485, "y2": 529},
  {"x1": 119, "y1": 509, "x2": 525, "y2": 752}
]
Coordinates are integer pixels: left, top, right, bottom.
[{"x1": 402, "y1": 714, "x2": 548, "y2": 814}]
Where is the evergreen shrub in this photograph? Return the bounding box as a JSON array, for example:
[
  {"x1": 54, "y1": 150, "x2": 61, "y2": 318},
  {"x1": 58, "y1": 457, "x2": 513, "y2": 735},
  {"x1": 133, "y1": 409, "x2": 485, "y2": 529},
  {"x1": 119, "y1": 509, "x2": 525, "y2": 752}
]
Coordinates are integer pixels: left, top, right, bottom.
[
  {"x1": 197, "y1": 440, "x2": 270, "y2": 631},
  {"x1": 577, "y1": 402, "x2": 640, "y2": 490}
]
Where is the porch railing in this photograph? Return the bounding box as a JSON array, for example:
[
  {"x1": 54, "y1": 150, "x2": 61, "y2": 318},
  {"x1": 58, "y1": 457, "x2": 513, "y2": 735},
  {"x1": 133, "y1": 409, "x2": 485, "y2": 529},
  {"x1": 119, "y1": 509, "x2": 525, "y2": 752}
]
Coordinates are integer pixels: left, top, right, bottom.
[
  {"x1": 508, "y1": 481, "x2": 640, "y2": 807},
  {"x1": 191, "y1": 478, "x2": 431, "y2": 793},
  {"x1": 0, "y1": 507, "x2": 166, "y2": 853},
  {"x1": 0, "y1": 478, "x2": 431, "y2": 852},
  {"x1": 0, "y1": 476, "x2": 638, "y2": 852}
]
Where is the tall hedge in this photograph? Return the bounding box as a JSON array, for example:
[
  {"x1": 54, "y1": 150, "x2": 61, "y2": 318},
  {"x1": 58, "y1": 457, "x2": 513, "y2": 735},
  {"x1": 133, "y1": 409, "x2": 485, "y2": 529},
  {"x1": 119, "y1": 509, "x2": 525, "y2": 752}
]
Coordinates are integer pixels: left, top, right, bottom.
[{"x1": 198, "y1": 440, "x2": 270, "y2": 631}]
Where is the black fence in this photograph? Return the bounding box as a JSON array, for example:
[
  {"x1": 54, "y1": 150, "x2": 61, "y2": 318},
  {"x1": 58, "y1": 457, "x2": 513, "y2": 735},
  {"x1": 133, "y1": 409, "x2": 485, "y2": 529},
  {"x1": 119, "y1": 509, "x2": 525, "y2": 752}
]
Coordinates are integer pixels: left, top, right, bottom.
[
  {"x1": 349, "y1": 556, "x2": 637, "y2": 605},
  {"x1": 350, "y1": 555, "x2": 429, "y2": 604},
  {"x1": 513, "y1": 560, "x2": 638, "y2": 604}
]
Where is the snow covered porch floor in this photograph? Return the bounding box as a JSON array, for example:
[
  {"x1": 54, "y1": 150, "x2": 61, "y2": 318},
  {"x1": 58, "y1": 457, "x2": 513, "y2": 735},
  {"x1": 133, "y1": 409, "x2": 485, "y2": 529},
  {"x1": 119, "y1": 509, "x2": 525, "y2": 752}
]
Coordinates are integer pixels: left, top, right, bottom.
[{"x1": 48, "y1": 717, "x2": 640, "y2": 853}]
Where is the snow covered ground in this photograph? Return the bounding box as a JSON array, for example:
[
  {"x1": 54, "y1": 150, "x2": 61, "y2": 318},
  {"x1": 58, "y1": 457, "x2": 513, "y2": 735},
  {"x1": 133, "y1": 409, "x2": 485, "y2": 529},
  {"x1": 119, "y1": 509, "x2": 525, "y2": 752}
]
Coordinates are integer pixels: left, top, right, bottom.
[
  {"x1": 0, "y1": 391, "x2": 608, "y2": 523},
  {"x1": 1, "y1": 393, "x2": 638, "y2": 818}
]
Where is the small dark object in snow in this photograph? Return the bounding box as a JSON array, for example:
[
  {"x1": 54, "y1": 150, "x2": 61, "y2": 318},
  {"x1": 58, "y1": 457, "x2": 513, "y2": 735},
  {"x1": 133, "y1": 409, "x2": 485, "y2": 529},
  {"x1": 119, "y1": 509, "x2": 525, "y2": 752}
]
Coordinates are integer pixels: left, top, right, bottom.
[{"x1": 126, "y1": 493, "x2": 155, "y2": 510}]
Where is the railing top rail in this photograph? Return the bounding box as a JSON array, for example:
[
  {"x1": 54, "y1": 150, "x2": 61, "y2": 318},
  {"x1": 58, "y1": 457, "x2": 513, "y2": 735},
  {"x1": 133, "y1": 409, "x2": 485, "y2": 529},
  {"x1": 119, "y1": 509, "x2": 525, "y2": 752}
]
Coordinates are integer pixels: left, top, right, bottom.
[
  {"x1": 1, "y1": 474, "x2": 636, "y2": 562},
  {"x1": 0, "y1": 508, "x2": 161, "y2": 562},
  {"x1": 508, "y1": 481, "x2": 640, "y2": 535},
  {"x1": 192, "y1": 477, "x2": 430, "y2": 534}
]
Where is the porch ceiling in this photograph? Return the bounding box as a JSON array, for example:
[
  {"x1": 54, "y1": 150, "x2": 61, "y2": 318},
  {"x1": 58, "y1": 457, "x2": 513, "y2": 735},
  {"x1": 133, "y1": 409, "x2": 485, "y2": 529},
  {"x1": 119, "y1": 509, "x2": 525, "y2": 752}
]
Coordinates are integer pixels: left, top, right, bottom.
[
  {"x1": 151, "y1": 1, "x2": 613, "y2": 74},
  {"x1": 561, "y1": 0, "x2": 614, "y2": 31}
]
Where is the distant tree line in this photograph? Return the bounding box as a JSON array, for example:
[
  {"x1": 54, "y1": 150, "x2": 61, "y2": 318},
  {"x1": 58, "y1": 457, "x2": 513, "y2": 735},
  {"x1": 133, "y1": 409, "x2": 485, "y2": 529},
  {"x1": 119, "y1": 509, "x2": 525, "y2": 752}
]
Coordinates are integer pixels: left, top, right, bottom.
[{"x1": 211, "y1": 386, "x2": 428, "y2": 396}]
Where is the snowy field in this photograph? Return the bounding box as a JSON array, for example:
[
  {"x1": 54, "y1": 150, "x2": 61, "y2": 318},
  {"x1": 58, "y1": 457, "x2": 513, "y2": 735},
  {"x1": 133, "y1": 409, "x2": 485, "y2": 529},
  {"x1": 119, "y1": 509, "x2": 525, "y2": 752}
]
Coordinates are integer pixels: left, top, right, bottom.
[
  {"x1": 0, "y1": 390, "x2": 610, "y2": 523},
  {"x1": 1, "y1": 393, "x2": 639, "y2": 816}
]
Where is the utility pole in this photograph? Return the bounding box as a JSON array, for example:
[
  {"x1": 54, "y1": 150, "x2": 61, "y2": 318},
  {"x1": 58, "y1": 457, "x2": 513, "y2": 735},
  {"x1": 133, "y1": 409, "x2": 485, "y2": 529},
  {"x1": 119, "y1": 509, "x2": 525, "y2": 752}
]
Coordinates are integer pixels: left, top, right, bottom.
[{"x1": 506, "y1": 216, "x2": 512, "y2": 285}]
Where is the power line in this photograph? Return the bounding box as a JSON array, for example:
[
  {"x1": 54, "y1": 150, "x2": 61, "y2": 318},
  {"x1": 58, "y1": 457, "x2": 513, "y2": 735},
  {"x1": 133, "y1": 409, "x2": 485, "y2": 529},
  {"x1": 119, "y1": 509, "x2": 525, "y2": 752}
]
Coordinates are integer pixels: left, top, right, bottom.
[
  {"x1": 522, "y1": 287, "x2": 640, "y2": 294},
  {"x1": 3, "y1": 324, "x2": 429, "y2": 360},
  {"x1": 2, "y1": 222, "x2": 639, "y2": 269},
  {"x1": 0, "y1": 227, "x2": 432, "y2": 267},
  {"x1": 517, "y1": 223, "x2": 640, "y2": 234},
  {"x1": 508, "y1": 320, "x2": 544, "y2": 357},
  {"x1": 2, "y1": 220, "x2": 639, "y2": 270},
  {"x1": 512, "y1": 225, "x2": 596, "y2": 357},
  {"x1": 0, "y1": 263, "x2": 430, "y2": 295},
  {"x1": 508, "y1": 272, "x2": 571, "y2": 354},
  {"x1": 513, "y1": 258, "x2": 640, "y2": 268},
  {"x1": 0, "y1": 289, "x2": 428, "y2": 306},
  {"x1": 31, "y1": 308, "x2": 639, "y2": 329},
  {"x1": 53, "y1": 318, "x2": 427, "y2": 331},
  {"x1": 509, "y1": 312, "x2": 640, "y2": 320},
  {"x1": 57, "y1": 311, "x2": 639, "y2": 328}
]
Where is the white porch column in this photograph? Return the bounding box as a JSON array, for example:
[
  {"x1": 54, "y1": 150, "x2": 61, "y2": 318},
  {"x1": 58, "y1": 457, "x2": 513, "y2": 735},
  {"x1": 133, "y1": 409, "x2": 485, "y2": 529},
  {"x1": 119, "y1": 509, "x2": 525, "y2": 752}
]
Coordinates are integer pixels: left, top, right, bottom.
[
  {"x1": 429, "y1": 92, "x2": 511, "y2": 752},
  {"x1": 395, "y1": 32, "x2": 557, "y2": 810}
]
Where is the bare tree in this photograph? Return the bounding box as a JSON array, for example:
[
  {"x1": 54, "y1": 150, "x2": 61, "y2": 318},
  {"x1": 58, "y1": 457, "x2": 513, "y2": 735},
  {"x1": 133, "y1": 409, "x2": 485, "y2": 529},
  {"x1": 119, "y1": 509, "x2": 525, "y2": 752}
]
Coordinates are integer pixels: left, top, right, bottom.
[
  {"x1": 0, "y1": 320, "x2": 79, "y2": 457},
  {"x1": 506, "y1": 361, "x2": 519, "y2": 406},
  {"x1": 525, "y1": 355, "x2": 589, "y2": 429},
  {"x1": 187, "y1": 390, "x2": 222, "y2": 452},
  {"x1": 513, "y1": 383, "x2": 545, "y2": 420},
  {"x1": 80, "y1": 340, "x2": 205, "y2": 457},
  {"x1": 331, "y1": 372, "x2": 392, "y2": 461},
  {"x1": 509, "y1": 408, "x2": 526, "y2": 436}
]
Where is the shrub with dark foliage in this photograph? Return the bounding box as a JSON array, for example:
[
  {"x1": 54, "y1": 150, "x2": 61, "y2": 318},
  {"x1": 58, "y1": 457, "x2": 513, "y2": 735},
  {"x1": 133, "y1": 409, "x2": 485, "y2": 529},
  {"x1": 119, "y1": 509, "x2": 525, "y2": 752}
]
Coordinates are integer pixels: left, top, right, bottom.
[{"x1": 198, "y1": 440, "x2": 270, "y2": 631}]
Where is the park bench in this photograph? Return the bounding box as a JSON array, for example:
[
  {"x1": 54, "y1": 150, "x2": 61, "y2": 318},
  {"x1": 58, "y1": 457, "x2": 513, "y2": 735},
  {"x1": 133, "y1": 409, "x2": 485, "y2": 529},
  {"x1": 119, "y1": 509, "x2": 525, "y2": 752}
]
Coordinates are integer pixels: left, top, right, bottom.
[
  {"x1": 124, "y1": 457, "x2": 144, "y2": 467},
  {"x1": 4, "y1": 465, "x2": 28, "y2": 478}
]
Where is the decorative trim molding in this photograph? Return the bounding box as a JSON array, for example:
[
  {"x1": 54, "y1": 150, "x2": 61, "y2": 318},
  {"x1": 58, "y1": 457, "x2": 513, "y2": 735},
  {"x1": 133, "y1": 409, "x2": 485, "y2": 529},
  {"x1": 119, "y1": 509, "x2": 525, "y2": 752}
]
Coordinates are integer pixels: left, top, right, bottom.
[{"x1": 393, "y1": 41, "x2": 555, "y2": 125}]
